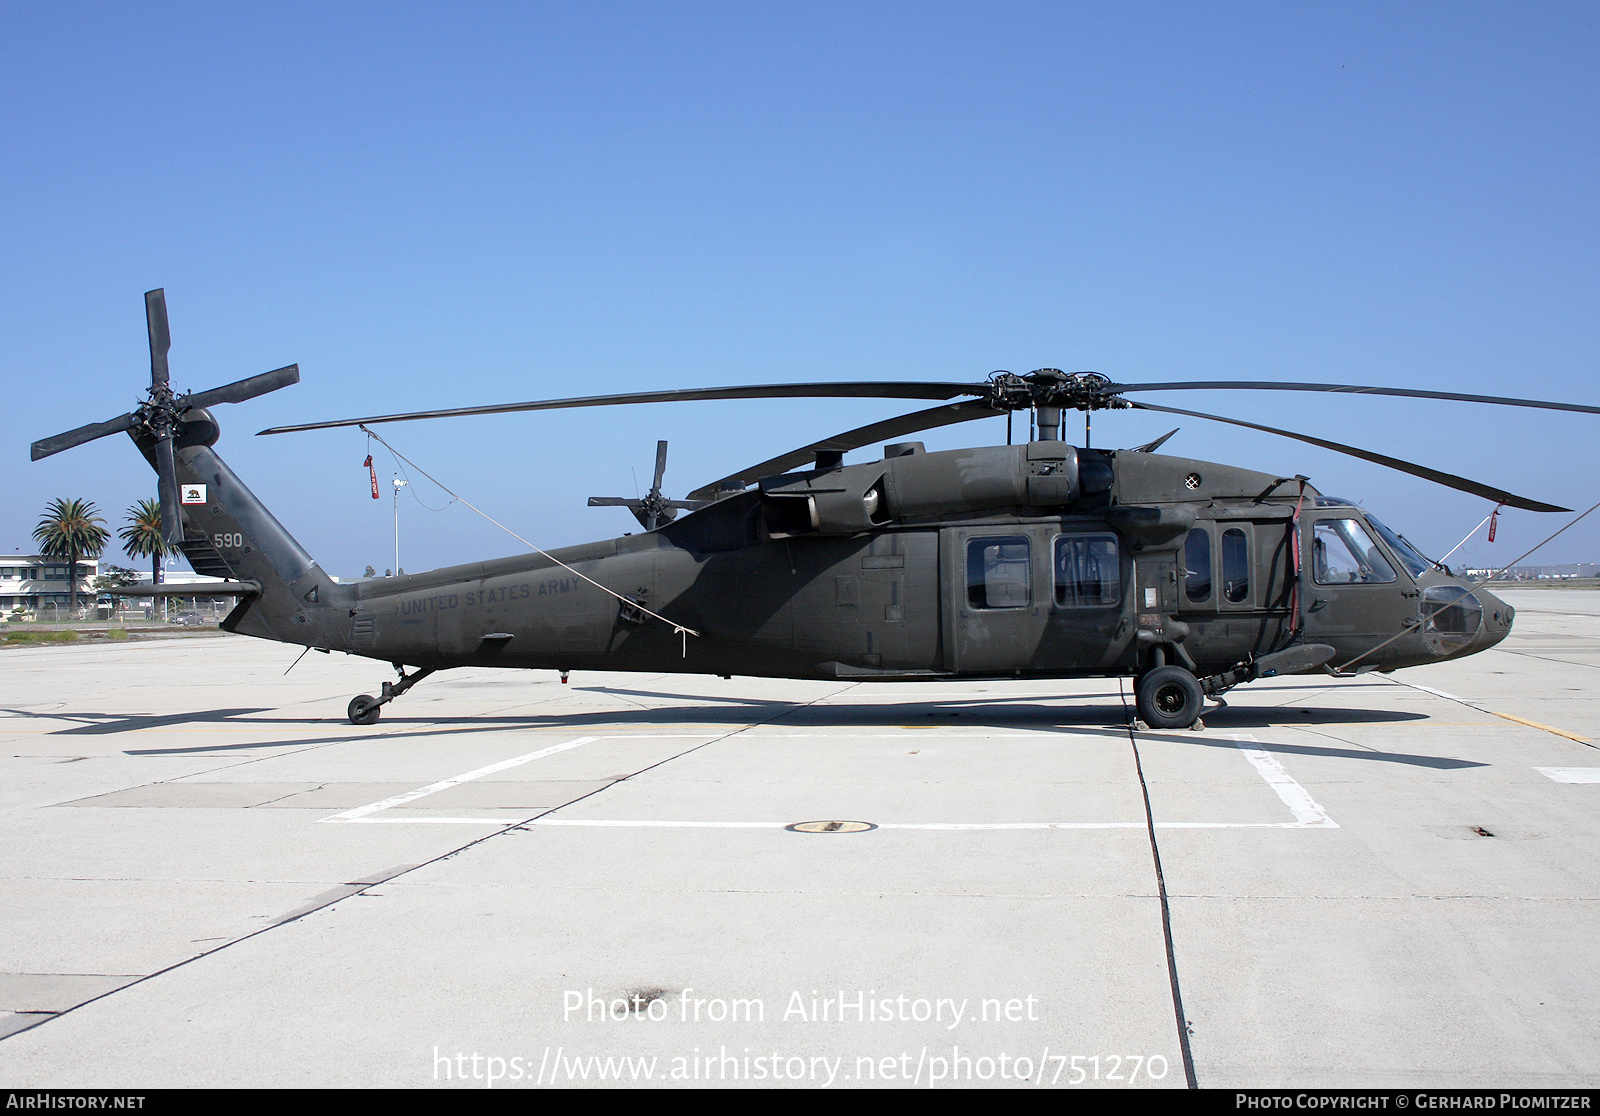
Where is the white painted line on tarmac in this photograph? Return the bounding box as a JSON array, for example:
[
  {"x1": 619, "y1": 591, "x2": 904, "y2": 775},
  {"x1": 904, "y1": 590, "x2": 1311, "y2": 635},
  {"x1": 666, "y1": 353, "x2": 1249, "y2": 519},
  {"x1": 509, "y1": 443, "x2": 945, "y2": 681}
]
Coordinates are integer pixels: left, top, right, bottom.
[
  {"x1": 528, "y1": 819, "x2": 784, "y2": 828},
  {"x1": 741, "y1": 732, "x2": 1106, "y2": 739},
  {"x1": 334, "y1": 817, "x2": 539, "y2": 824},
  {"x1": 1230, "y1": 734, "x2": 1339, "y2": 828},
  {"x1": 518, "y1": 819, "x2": 1324, "y2": 831},
  {"x1": 322, "y1": 736, "x2": 597, "y2": 823},
  {"x1": 320, "y1": 730, "x2": 1338, "y2": 830},
  {"x1": 1535, "y1": 767, "x2": 1600, "y2": 783},
  {"x1": 1398, "y1": 681, "x2": 1478, "y2": 706}
]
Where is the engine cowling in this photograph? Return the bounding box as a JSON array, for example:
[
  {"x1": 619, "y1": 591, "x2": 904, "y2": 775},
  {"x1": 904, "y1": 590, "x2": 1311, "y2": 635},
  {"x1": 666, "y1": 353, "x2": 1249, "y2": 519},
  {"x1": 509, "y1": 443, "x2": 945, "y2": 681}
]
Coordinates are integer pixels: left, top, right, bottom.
[{"x1": 759, "y1": 443, "x2": 1105, "y2": 536}]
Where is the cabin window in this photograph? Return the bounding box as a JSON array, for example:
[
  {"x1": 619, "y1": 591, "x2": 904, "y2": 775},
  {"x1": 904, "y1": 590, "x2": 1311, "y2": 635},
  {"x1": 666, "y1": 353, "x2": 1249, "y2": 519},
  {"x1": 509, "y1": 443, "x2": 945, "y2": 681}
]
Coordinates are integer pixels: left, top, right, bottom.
[
  {"x1": 1183, "y1": 528, "x2": 1212, "y2": 603},
  {"x1": 1221, "y1": 527, "x2": 1250, "y2": 604},
  {"x1": 967, "y1": 536, "x2": 1030, "y2": 609},
  {"x1": 1312, "y1": 519, "x2": 1397, "y2": 585},
  {"x1": 1054, "y1": 534, "x2": 1120, "y2": 607}
]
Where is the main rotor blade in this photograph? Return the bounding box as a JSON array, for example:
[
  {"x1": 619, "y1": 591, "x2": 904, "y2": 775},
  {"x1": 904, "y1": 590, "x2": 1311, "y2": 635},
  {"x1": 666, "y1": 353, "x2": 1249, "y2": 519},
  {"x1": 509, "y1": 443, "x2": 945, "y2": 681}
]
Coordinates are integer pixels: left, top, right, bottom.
[
  {"x1": 30, "y1": 412, "x2": 137, "y2": 461},
  {"x1": 146, "y1": 289, "x2": 171, "y2": 388},
  {"x1": 256, "y1": 381, "x2": 983, "y2": 436},
  {"x1": 1128, "y1": 400, "x2": 1570, "y2": 513},
  {"x1": 652, "y1": 440, "x2": 669, "y2": 493},
  {"x1": 155, "y1": 434, "x2": 183, "y2": 545},
  {"x1": 1117, "y1": 381, "x2": 1600, "y2": 416},
  {"x1": 184, "y1": 364, "x2": 300, "y2": 411},
  {"x1": 686, "y1": 399, "x2": 1004, "y2": 502},
  {"x1": 587, "y1": 497, "x2": 644, "y2": 508}
]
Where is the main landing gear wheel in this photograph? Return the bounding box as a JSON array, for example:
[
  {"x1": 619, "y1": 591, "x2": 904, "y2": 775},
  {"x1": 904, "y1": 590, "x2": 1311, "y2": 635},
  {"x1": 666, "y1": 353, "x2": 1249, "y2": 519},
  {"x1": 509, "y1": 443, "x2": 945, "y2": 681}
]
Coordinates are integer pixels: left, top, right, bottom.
[
  {"x1": 1135, "y1": 666, "x2": 1203, "y2": 730},
  {"x1": 348, "y1": 695, "x2": 381, "y2": 725}
]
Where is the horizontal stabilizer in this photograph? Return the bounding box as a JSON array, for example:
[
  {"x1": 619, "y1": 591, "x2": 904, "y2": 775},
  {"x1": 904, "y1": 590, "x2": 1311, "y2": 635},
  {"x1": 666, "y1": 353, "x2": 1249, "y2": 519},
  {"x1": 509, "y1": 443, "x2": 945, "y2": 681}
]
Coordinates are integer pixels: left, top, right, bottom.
[{"x1": 105, "y1": 580, "x2": 262, "y2": 597}]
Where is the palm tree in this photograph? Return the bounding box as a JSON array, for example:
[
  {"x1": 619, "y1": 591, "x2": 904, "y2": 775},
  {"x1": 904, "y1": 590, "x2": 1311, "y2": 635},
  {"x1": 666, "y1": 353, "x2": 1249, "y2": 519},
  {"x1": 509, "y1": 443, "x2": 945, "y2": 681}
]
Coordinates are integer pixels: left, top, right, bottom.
[
  {"x1": 33, "y1": 498, "x2": 110, "y2": 620},
  {"x1": 120, "y1": 499, "x2": 177, "y2": 619}
]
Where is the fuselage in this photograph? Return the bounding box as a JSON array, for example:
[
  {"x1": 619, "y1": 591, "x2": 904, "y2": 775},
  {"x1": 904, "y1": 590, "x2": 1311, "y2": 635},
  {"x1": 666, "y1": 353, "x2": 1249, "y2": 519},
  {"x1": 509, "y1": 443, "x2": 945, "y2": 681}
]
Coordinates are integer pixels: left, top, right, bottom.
[{"x1": 316, "y1": 443, "x2": 1510, "y2": 684}]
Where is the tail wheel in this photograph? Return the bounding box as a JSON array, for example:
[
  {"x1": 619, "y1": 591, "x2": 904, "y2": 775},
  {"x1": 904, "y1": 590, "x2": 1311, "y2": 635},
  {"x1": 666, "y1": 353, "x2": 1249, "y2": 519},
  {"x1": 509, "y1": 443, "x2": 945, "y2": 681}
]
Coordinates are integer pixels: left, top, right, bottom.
[
  {"x1": 1135, "y1": 666, "x2": 1203, "y2": 729},
  {"x1": 348, "y1": 695, "x2": 381, "y2": 726}
]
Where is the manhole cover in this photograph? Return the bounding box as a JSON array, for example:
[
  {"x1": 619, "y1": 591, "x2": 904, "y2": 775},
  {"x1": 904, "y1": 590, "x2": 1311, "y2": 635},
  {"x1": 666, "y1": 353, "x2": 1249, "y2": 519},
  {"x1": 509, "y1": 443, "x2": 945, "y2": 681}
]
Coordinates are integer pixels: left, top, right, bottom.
[{"x1": 785, "y1": 820, "x2": 877, "y2": 834}]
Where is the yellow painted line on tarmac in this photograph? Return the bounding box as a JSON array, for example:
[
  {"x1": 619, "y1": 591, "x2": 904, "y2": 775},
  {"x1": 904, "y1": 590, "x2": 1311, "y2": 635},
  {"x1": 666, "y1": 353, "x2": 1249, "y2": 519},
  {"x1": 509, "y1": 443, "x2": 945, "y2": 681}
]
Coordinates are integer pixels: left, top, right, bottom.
[
  {"x1": 1486, "y1": 711, "x2": 1594, "y2": 745},
  {"x1": 1392, "y1": 680, "x2": 1595, "y2": 747}
]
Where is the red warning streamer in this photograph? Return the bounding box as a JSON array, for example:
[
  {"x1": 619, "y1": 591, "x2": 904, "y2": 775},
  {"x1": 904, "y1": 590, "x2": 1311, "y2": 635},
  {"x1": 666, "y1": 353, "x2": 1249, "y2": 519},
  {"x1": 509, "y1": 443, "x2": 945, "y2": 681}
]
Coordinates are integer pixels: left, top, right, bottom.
[
  {"x1": 1488, "y1": 503, "x2": 1502, "y2": 542},
  {"x1": 364, "y1": 455, "x2": 380, "y2": 500}
]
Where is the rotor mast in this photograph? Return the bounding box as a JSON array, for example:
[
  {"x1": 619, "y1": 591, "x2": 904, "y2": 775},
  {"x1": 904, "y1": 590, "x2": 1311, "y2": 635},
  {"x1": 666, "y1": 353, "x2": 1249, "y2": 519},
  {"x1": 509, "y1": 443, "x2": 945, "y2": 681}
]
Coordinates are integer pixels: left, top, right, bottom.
[{"x1": 998, "y1": 368, "x2": 1119, "y2": 444}]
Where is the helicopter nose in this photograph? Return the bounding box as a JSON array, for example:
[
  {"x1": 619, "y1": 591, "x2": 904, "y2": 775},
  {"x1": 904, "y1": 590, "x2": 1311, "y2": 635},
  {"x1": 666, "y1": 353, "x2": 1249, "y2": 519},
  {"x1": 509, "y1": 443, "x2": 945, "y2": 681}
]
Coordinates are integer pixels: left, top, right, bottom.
[{"x1": 1475, "y1": 587, "x2": 1514, "y2": 651}]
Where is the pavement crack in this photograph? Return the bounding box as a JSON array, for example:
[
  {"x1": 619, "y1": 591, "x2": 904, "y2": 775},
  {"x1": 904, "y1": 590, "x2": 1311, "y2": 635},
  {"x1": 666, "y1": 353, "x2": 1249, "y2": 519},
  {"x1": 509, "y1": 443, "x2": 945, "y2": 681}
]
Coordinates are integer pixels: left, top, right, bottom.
[{"x1": 1120, "y1": 677, "x2": 1199, "y2": 1089}]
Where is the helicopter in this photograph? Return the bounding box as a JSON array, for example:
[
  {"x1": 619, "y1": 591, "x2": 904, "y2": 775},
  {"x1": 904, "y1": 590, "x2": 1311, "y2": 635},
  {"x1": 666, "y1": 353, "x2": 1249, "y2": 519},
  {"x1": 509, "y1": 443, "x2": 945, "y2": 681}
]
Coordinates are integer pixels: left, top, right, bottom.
[{"x1": 31, "y1": 290, "x2": 1600, "y2": 730}]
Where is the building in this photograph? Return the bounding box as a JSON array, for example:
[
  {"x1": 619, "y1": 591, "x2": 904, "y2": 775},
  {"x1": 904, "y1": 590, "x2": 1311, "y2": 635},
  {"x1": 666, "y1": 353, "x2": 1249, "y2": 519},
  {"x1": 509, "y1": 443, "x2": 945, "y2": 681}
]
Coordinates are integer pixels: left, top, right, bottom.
[
  {"x1": 1463, "y1": 563, "x2": 1600, "y2": 581},
  {"x1": 0, "y1": 555, "x2": 101, "y2": 618},
  {"x1": 0, "y1": 556, "x2": 234, "y2": 622}
]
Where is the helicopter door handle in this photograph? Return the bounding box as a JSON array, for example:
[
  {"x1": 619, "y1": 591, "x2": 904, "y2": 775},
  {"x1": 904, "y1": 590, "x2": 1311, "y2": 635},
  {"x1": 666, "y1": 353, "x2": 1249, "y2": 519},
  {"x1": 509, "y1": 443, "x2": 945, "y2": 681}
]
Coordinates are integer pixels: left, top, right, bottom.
[{"x1": 1309, "y1": 597, "x2": 1329, "y2": 612}]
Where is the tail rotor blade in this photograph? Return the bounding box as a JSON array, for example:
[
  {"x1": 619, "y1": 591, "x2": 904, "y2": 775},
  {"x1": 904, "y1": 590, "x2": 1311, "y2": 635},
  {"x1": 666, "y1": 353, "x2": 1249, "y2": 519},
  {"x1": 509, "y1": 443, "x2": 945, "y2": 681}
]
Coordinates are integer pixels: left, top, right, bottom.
[
  {"x1": 652, "y1": 440, "x2": 669, "y2": 494},
  {"x1": 30, "y1": 412, "x2": 137, "y2": 461},
  {"x1": 146, "y1": 289, "x2": 171, "y2": 388},
  {"x1": 155, "y1": 435, "x2": 183, "y2": 545},
  {"x1": 184, "y1": 364, "x2": 300, "y2": 411}
]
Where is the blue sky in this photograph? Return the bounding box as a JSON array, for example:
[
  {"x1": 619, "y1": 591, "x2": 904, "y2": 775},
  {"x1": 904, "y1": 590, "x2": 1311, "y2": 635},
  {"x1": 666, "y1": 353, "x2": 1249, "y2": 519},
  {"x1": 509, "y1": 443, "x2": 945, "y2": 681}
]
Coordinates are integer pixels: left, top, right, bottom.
[{"x1": 6, "y1": 2, "x2": 1598, "y2": 576}]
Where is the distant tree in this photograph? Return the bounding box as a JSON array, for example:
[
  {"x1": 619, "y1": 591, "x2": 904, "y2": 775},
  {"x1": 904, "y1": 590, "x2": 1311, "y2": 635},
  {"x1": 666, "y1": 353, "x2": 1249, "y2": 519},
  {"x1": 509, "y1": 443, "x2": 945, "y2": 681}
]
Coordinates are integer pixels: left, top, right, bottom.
[
  {"x1": 92, "y1": 564, "x2": 138, "y2": 591},
  {"x1": 33, "y1": 498, "x2": 110, "y2": 619},
  {"x1": 364, "y1": 565, "x2": 376, "y2": 578},
  {"x1": 119, "y1": 499, "x2": 178, "y2": 619},
  {"x1": 92, "y1": 565, "x2": 139, "y2": 619}
]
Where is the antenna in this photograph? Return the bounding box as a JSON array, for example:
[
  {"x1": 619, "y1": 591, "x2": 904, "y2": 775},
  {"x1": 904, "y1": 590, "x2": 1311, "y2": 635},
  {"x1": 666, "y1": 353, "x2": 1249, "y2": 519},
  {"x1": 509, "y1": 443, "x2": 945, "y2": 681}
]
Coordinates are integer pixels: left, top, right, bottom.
[{"x1": 393, "y1": 475, "x2": 408, "y2": 575}]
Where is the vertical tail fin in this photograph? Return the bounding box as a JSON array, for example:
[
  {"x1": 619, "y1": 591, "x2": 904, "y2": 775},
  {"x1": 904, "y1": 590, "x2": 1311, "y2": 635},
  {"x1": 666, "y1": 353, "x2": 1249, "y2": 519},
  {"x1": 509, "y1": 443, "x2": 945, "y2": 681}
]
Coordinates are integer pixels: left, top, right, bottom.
[{"x1": 146, "y1": 424, "x2": 353, "y2": 649}]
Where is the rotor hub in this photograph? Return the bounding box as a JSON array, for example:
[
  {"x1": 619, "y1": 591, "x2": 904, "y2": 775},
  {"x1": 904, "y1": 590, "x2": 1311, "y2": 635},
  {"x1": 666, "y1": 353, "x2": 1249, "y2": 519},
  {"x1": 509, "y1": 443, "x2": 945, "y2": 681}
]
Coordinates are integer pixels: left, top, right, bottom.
[
  {"x1": 983, "y1": 370, "x2": 1129, "y2": 413},
  {"x1": 134, "y1": 384, "x2": 181, "y2": 439}
]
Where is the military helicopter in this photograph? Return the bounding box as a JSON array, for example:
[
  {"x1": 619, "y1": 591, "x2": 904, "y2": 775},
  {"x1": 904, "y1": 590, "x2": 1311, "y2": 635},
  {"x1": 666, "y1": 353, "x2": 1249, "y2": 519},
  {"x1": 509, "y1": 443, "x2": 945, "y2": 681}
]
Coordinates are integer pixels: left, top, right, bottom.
[{"x1": 31, "y1": 290, "x2": 1600, "y2": 730}]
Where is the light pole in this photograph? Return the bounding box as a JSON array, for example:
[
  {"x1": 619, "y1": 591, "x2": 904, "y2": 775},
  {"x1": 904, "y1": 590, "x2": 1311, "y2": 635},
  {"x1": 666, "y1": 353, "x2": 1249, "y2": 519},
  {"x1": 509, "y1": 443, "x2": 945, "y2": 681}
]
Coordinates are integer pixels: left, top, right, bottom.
[{"x1": 393, "y1": 476, "x2": 408, "y2": 575}]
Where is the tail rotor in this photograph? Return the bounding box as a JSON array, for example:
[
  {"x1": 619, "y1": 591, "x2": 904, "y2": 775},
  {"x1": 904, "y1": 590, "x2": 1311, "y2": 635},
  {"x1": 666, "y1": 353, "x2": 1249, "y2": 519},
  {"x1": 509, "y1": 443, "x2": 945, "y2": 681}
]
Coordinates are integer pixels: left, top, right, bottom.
[
  {"x1": 30, "y1": 288, "x2": 300, "y2": 545},
  {"x1": 587, "y1": 440, "x2": 707, "y2": 530}
]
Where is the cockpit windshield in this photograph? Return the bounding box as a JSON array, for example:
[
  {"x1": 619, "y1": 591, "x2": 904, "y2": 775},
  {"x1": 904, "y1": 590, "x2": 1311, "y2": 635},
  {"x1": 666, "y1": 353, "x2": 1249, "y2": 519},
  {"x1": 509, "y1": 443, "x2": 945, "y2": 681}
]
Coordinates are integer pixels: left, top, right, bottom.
[{"x1": 1363, "y1": 514, "x2": 1434, "y2": 578}]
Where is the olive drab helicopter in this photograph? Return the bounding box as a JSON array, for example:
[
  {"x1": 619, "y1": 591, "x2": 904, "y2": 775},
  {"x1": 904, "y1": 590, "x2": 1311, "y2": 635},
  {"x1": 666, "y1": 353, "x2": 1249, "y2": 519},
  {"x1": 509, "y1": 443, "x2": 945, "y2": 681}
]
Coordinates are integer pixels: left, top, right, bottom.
[{"x1": 32, "y1": 290, "x2": 1600, "y2": 729}]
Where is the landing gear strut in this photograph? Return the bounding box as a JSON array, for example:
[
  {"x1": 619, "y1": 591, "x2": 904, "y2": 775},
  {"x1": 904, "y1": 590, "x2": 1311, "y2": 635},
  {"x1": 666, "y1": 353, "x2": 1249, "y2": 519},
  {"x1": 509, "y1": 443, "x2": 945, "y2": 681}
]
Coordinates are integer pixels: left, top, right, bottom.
[
  {"x1": 347, "y1": 664, "x2": 436, "y2": 725},
  {"x1": 1131, "y1": 643, "x2": 1341, "y2": 732}
]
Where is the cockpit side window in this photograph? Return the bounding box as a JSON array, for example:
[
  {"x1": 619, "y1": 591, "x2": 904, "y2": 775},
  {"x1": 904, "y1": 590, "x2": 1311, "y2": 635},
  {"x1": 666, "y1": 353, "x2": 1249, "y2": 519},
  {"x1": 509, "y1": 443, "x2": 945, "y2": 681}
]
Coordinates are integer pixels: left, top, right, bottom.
[{"x1": 1312, "y1": 519, "x2": 1397, "y2": 585}]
